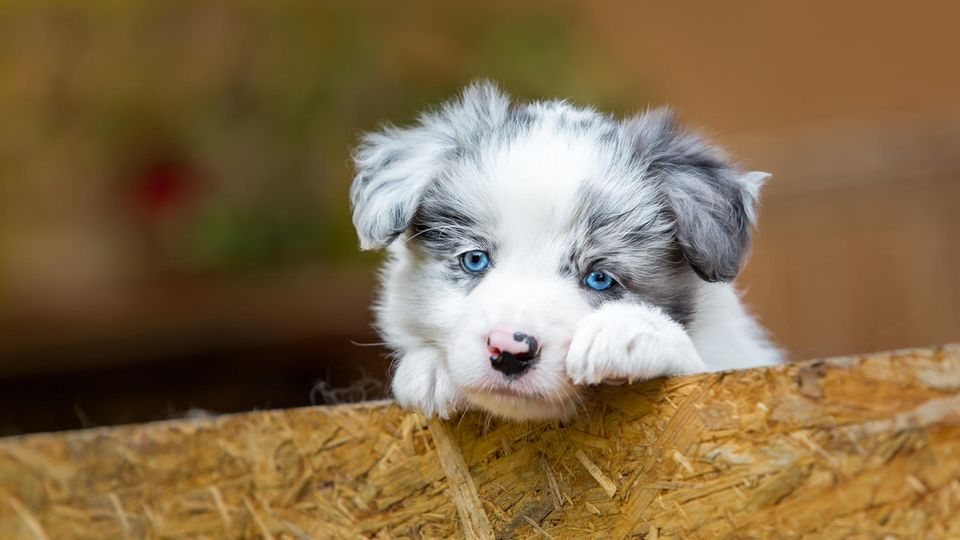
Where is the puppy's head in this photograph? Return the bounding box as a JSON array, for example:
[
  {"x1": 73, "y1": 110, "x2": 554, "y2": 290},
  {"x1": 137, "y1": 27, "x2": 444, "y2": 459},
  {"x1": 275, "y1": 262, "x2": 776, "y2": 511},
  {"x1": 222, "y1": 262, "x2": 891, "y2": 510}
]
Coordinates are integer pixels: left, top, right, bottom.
[{"x1": 351, "y1": 82, "x2": 767, "y2": 420}]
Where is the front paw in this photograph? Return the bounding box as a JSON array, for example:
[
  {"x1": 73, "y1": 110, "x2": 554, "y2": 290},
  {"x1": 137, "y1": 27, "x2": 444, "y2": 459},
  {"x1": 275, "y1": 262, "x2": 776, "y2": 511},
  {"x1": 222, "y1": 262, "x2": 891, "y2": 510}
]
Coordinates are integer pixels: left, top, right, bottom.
[
  {"x1": 565, "y1": 303, "x2": 707, "y2": 385},
  {"x1": 390, "y1": 349, "x2": 459, "y2": 418}
]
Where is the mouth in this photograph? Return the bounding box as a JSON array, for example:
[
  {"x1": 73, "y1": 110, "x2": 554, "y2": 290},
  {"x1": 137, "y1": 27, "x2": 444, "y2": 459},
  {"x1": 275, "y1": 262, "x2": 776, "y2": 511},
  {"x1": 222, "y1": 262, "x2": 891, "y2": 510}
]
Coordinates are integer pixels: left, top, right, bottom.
[
  {"x1": 478, "y1": 386, "x2": 537, "y2": 399},
  {"x1": 463, "y1": 385, "x2": 578, "y2": 420},
  {"x1": 465, "y1": 380, "x2": 574, "y2": 403}
]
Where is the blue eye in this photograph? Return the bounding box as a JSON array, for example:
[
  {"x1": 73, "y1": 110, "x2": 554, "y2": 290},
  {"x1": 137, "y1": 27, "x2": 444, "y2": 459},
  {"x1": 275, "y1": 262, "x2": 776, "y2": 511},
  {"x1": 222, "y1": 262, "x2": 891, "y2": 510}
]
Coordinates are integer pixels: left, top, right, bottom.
[
  {"x1": 460, "y1": 250, "x2": 490, "y2": 273},
  {"x1": 583, "y1": 270, "x2": 615, "y2": 291}
]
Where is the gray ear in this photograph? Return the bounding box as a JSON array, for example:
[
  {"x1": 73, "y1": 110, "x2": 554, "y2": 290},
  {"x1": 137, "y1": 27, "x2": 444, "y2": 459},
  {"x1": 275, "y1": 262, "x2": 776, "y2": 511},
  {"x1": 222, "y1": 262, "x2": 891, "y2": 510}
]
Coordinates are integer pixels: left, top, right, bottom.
[
  {"x1": 626, "y1": 108, "x2": 769, "y2": 282},
  {"x1": 349, "y1": 126, "x2": 444, "y2": 250},
  {"x1": 350, "y1": 81, "x2": 511, "y2": 250}
]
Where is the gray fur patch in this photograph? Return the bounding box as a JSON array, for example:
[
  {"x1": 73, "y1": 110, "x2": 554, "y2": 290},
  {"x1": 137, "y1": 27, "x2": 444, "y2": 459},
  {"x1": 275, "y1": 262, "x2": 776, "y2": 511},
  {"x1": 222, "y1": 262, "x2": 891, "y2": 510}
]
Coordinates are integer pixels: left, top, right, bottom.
[
  {"x1": 622, "y1": 108, "x2": 763, "y2": 282},
  {"x1": 571, "y1": 179, "x2": 696, "y2": 324}
]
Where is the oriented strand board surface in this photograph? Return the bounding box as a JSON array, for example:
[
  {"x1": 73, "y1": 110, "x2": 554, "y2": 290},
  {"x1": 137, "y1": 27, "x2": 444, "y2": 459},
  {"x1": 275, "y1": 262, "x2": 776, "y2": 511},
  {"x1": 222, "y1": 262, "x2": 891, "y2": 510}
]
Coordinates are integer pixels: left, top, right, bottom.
[{"x1": 1, "y1": 345, "x2": 959, "y2": 539}]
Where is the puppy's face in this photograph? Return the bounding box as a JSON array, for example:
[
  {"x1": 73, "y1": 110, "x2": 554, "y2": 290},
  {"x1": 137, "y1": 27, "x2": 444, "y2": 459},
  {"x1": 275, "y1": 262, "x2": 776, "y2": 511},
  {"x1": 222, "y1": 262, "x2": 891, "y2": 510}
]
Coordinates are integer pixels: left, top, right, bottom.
[{"x1": 351, "y1": 83, "x2": 766, "y2": 420}]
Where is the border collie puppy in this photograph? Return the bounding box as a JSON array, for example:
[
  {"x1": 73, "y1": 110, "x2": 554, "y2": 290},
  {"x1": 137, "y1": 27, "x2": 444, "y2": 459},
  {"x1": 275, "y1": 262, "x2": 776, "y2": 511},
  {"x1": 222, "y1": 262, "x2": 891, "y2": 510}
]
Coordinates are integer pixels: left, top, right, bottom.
[{"x1": 350, "y1": 82, "x2": 781, "y2": 420}]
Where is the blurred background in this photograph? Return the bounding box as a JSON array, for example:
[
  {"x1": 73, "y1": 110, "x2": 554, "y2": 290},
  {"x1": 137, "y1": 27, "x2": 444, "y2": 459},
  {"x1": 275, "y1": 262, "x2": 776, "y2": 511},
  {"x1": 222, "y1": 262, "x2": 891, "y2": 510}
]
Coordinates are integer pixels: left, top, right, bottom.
[{"x1": 1, "y1": 1, "x2": 958, "y2": 435}]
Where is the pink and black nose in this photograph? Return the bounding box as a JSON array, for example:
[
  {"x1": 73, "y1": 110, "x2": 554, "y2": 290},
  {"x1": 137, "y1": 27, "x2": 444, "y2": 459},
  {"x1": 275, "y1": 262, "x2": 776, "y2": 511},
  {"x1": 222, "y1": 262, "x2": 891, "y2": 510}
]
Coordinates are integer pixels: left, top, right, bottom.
[{"x1": 487, "y1": 329, "x2": 540, "y2": 376}]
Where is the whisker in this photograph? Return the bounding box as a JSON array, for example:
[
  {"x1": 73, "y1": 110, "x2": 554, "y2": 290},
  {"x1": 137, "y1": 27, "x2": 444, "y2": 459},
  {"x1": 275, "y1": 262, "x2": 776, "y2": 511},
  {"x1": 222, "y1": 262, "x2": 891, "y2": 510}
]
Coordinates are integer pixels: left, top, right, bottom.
[{"x1": 349, "y1": 340, "x2": 388, "y2": 347}]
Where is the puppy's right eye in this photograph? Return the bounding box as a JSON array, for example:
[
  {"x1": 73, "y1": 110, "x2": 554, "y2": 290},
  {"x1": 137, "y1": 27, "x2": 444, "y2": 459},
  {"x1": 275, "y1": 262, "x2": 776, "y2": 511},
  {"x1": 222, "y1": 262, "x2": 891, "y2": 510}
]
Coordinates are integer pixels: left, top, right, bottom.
[{"x1": 460, "y1": 250, "x2": 490, "y2": 273}]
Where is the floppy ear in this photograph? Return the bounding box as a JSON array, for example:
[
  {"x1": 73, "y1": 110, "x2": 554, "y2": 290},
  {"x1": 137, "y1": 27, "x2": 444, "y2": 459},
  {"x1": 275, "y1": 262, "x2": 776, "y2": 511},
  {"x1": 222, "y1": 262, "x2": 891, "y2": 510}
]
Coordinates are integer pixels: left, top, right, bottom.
[
  {"x1": 626, "y1": 108, "x2": 770, "y2": 282},
  {"x1": 350, "y1": 81, "x2": 511, "y2": 250},
  {"x1": 350, "y1": 126, "x2": 445, "y2": 250}
]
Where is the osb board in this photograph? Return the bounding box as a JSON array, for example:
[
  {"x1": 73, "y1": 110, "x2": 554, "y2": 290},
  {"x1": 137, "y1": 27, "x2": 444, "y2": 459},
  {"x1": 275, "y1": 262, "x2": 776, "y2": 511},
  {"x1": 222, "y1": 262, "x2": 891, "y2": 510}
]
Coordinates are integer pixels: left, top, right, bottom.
[{"x1": 1, "y1": 346, "x2": 959, "y2": 539}]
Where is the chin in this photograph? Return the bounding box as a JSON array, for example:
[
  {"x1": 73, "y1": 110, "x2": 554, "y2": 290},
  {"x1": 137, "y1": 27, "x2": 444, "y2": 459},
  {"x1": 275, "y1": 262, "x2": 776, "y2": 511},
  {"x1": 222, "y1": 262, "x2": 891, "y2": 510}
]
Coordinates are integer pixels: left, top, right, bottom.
[{"x1": 464, "y1": 390, "x2": 578, "y2": 421}]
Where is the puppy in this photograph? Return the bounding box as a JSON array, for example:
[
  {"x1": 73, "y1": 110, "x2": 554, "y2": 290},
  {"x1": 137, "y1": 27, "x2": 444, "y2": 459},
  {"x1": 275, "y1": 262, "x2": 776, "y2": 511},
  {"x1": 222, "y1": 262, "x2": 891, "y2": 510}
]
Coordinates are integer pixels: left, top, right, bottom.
[{"x1": 350, "y1": 82, "x2": 781, "y2": 420}]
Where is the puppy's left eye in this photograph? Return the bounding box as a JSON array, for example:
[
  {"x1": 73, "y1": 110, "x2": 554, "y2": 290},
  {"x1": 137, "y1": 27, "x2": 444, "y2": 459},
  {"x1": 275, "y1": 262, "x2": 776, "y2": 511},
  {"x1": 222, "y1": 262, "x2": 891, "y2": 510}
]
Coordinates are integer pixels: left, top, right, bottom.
[
  {"x1": 583, "y1": 270, "x2": 615, "y2": 291},
  {"x1": 460, "y1": 250, "x2": 490, "y2": 273}
]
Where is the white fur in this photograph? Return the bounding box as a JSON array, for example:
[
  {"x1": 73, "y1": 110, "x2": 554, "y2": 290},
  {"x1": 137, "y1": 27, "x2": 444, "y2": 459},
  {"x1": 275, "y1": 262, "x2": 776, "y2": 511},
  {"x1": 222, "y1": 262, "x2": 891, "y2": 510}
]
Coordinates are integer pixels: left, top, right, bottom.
[{"x1": 566, "y1": 302, "x2": 707, "y2": 385}]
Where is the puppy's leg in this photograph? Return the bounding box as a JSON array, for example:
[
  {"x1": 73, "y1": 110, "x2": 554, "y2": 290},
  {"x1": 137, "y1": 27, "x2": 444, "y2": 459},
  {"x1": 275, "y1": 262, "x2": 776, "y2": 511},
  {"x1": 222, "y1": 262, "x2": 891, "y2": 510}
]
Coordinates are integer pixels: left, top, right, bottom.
[
  {"x1": 390, "y1": 348, "x2": 459, "y2": 418},
  {"x1": 565, "y1": 302, "x2": 707, "y2": 385}
]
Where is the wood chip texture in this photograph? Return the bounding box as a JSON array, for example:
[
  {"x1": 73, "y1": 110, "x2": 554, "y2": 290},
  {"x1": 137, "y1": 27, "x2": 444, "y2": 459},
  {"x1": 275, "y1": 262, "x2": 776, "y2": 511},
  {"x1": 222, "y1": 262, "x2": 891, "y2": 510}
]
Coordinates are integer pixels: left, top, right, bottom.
[{"x1": 1, "y1": 345, "x2": 959, "y2": 539}]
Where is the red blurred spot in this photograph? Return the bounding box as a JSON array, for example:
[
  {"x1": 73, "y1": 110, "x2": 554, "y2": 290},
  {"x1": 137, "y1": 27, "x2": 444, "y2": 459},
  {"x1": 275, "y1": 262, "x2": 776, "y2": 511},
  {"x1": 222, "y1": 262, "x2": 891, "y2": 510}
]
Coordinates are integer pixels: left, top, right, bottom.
[{"x1": 129, "y1": 160, "x2": 198, "y2": 216}]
